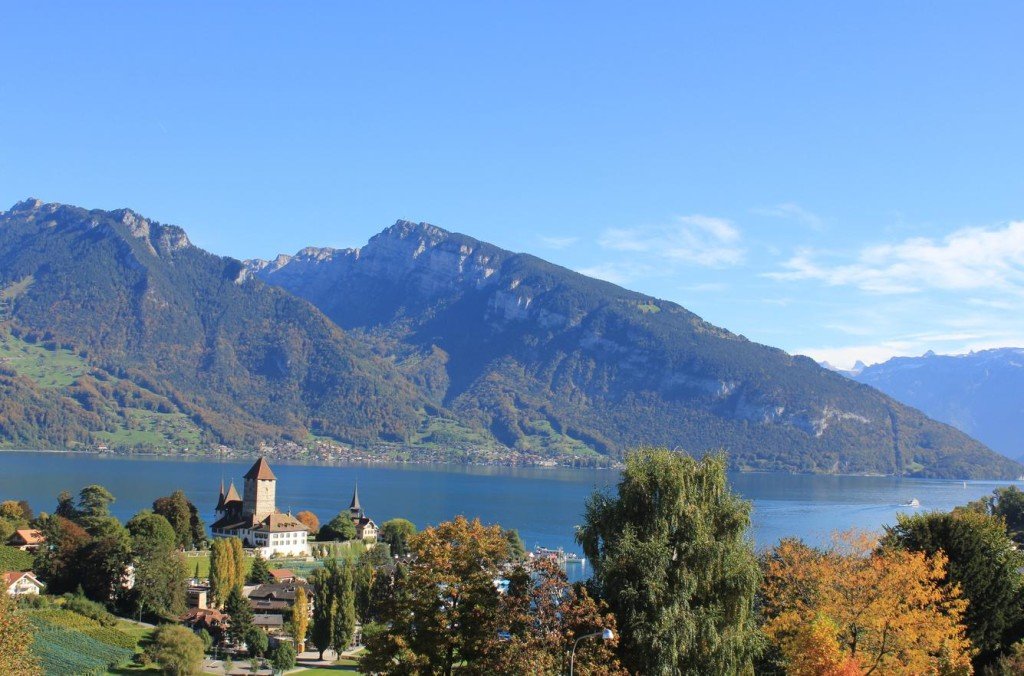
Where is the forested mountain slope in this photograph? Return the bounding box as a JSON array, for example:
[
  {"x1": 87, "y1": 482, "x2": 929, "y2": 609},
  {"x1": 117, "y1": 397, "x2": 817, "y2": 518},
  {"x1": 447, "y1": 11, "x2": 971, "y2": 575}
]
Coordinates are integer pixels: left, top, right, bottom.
[
  {"x1": 0, "y1": 199, "x2": 427, "y2": 450},
  {"x1": 248, "y1": 219, "x2": 1021, "y2": 478}
]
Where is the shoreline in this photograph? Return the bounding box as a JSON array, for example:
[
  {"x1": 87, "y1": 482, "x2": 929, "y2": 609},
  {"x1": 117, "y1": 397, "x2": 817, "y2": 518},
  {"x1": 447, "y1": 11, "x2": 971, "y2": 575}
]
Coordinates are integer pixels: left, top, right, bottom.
[{"x1": 2, "y1": 447, "x2": 1017, "y2": 483}]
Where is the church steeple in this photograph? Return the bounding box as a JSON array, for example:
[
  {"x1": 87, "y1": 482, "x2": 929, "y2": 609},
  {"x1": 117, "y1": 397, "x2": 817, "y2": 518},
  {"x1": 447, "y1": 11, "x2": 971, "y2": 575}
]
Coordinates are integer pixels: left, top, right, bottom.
[{"x1": 349, "y1": 482, "x2": 362, "y2": 518}]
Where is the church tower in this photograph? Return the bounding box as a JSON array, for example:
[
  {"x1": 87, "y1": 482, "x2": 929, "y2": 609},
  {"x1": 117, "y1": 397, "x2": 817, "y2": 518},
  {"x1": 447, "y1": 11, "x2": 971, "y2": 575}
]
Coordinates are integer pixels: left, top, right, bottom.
[{"x1": 242, "y1": 457, "x2": 277, "y2": 522}]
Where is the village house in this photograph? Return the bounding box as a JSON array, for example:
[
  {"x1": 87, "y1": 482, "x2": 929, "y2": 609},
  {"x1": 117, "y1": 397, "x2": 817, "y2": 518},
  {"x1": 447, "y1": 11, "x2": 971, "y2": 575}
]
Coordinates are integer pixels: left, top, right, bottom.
[
  {"x1": 4, "y1": 570, "x2": 44, "y2": 598},
  {"x1": 210, "y1": 457, "x2": 310, "y2": 557},
  {"x1": 348, "y1": 483, "x2": 378, "y2": 541},
  {"x1": 7, "y1": 528, "x2": 45, "y2": 552}
]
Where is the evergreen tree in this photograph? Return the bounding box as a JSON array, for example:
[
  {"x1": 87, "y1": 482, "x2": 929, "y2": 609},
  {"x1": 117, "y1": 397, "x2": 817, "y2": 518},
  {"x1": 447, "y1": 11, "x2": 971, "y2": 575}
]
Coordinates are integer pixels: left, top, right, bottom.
[
  {"x1": 248, "y1": 553, "x2": 273, "y2": 585},
  {"x1": 578, "y1": 448, "x2": 762, "y2": 675},
  {"x1": 224, "y1": 585, "x2": 255, "y2": 648}
]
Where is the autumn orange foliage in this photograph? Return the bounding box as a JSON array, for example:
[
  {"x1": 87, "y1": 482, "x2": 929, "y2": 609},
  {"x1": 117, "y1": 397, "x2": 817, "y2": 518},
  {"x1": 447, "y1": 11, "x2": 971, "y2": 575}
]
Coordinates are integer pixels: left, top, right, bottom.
[{"x1": 761, "y1": 531, "x2": 973, "y2": 675}]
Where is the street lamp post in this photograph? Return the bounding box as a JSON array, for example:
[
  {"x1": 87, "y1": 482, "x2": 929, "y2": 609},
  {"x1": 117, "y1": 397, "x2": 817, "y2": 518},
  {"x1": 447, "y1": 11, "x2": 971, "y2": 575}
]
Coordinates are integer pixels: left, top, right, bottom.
[{"x1": 569, "y1": 628, "x2": 614, "y2": 676}]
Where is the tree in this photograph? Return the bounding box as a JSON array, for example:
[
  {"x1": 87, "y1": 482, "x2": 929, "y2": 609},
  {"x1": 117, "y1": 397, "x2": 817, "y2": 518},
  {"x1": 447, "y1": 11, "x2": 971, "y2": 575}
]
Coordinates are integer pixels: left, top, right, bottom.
[
  {"x1": 224, "y1": 585, "x2": 255, "y2": 648},
  {"x1": 271, "y1": 642, "x2": 297, "y2": 675},
  {"x1": 245, "y1": 626, "x2": 268, "y2": 657},
  {"x1": 320, "y1": 512, "x2": 357, "y2": 542},
  {"x1": 0, "y1": 591, "x2": 40, "y2": 676},
  {"x1": 577, "y1": 449, "x2": 762, "y2": 675},
  {"x1": 77, "y1": 516, "x2": 131, "y2": 602},
  {"x1": 153, "y1": 490, "x2": 193, "y2": 550},
  {"x1": 77, "y1": 484, "x2": 115, "y2": 521},
  {"x1": 502, "y1": 527, "x2": 526, "y2": 561},
  {"x1": 291, "y1": 585, "x2": 309, "y2": 652},
  {"x1": 309, "y1": 565, "x2": 336, "y2": 660},
  {"x1": 33, "y1": 515, "x2": 90, "y2": 594},
  {"x1": 54, "y1": 490, "x2": 77, "y2": 520},
  {"x1": 126, "y1": 511, "x2": 187, "y2": 619},
  {"x1": 248, "y1": 553, "x2": 273, "y2": 585},
  {"x1": 477, "y1": 558, "x2": 625, "y2": 675},
  {"x1": 966, "y1": 485, "x2": 1024, "y2": 543},
  {"x1": 296, "y1": 510, "x2": 319, "y2": 534},
  {"x1": 210, "y1": 537, "x2": 245, "y2": 606},
  {"x1": 147, "y1": 624, "x2": 205, "y2": 676},
  {"x1": 197, "y1": 628, "x2": 213, "y2": 651},
  {"x1": 379, "y1": 518, "x2": 416, "y2": 557},
  {"x1": 882, "y1": 507, "x2": 1024, "y2": 669},
  {"x1": 760, "y1": 532, "x2": 973, "y2": 675},
  {"x1": 360, "y1": 516, "x2": 510, "y2": 674},
  {"x1": 333, "y1": 561, "x2": 357, "y2": 654}
]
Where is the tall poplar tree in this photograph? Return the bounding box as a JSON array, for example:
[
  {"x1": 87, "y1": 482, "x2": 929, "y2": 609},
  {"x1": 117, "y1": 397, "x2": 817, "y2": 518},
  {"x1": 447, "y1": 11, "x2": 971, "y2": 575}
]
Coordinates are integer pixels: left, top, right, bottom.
[
  {"x1": 578, "y1": 448, "x2": 762, "y2": 675},
  {"x1": 291, "y1": 586, "x2": 309, "y2": 652}
]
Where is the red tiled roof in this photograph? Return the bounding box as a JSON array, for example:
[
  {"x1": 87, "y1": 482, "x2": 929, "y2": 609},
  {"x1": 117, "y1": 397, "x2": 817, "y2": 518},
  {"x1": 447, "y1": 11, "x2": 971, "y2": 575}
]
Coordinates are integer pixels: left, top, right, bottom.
[
  {"x1": 269, "y1": 569, "x2": 295, "y2": 580},
  {"x1": 10, "y1": 529, "x2": 44, "y2": 545},
  {"x1": 244, "y1": 457, "x2": 277, "y2": 481}
]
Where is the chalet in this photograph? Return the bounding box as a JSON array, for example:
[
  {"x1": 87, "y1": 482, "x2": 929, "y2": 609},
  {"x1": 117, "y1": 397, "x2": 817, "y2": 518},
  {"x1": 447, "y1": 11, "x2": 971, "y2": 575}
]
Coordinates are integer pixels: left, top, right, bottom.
[
  {"x1": 180, "y1": 607, "x2": 229, "y2": 635},
  {"x1": 269, "y1": 569, "x2": 298, "y2": 584},
  {"x1": 210, "y1": 458, "x2": 310, "y2": 557},
  {"x1": 245, "y1": 581, "x2": 311, "y2": 616},
  {"x1": 4, "y1": 570, "x2": 44, "y2": 597},
  {"x1": 8, "y1": 529, "x2": 44, "y2": 552},
  {"x1": 348, "y1": 483, "x2": 378, "y2": 541}
]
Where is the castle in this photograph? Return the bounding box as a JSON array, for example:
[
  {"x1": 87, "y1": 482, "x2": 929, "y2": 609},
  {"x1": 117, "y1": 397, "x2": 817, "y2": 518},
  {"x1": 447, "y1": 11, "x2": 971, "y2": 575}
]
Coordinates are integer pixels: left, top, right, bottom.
[{"x1": 211, "y1": 457, "x2": 310, "y2": 557}]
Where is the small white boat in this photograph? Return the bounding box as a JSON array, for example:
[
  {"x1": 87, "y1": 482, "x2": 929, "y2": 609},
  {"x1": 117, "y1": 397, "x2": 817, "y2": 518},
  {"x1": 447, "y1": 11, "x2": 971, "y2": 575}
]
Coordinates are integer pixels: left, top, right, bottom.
[{"x1": 902, "y1": 498, "x2": 921, "y2": 508}]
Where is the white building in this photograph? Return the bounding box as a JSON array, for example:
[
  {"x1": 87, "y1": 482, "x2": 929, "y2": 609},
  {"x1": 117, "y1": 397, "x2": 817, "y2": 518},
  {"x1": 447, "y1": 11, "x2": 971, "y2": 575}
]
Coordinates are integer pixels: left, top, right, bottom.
[
  {"x1": 4, "y1": 571, "x2": 44, "y2": 597},
  {"x1": 210, "y1": 457, "x2": 310, "y2": 558}
]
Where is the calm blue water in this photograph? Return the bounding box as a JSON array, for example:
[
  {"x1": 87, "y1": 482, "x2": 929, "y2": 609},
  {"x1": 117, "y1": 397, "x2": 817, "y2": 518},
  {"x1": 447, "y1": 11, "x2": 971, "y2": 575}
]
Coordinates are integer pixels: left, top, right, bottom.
[{"x1": 0, "y1": 451, "x2": 1018, "y2": 557}]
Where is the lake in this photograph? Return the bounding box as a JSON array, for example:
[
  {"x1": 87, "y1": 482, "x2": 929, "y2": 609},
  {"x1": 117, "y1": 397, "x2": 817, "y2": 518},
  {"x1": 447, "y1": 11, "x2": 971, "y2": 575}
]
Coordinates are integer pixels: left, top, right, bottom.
[{"x1": 0, "y1": 451, "x2": 1017, "y2": 558}]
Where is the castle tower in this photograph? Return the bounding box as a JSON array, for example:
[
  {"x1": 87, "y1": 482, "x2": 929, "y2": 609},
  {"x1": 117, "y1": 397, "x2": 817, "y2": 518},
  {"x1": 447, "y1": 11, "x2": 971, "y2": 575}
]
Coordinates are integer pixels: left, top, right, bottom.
[{"x1": 242, "y1": 457, "x2": 277, "y2": 522}]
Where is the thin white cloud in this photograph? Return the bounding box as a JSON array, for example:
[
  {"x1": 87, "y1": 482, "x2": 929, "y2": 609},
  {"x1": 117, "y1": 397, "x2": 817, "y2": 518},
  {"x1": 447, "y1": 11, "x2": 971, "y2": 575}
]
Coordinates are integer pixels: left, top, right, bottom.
[
  {"x1": 538, "y1": 235, "x2": 579, "y2": 250},
  {"x1": 768, "y1": 221, "x2": 1024, "y2": 294},
  {"x1": 598, "y1": 215, "x2": 745, "y2": 268},
  {"x1": 753, "y1": 202, "x2": 824, "y2": 230},
  {"x1": 575, "y1": 263, "x2": 633, "y2": 285}
]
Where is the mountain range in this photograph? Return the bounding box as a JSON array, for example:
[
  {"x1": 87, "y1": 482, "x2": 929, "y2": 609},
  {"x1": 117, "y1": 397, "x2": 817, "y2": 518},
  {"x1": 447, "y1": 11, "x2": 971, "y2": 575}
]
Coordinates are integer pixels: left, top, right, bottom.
[
  {"x1": 838, "y1": 349, "x2": 1024, "y2": 461},
  {"x1": 0, "y1": 199, "x2": 1018, "y2": 479}
]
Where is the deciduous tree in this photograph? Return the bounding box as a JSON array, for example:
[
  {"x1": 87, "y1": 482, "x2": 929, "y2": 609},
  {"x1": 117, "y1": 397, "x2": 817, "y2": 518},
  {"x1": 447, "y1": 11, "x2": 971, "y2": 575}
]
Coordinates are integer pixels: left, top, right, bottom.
[
  {"x1": 883, "y1": 507, "x2": 1024, "y2": 669},
  {"x1": 126, "y1": 511, "x2": 187, "y2": 619},
  {"x1": 295, "y1": 510, "x2": 319, "y2": 534},
  {"x1": 0, "y1": 591, "x2": 40, "y2": 676},
  {"x1": 760, "y1": 532, "x2": 973, "y2": 675},
  {"x1": 378, "y1": 518, "x2": 416, "y2": 557},
  {"x1": 291, "y1": 585, "x2": 309, "y2": 652},
  {"x1": 360, "y1": 516, "x2": 510, "y2": 675},
  {"x1": 577, "y1": 448, "x2": 762, "y2": 675},
  {"x1": 147, "y1": 624, "x2": 205, "y2": 676}
]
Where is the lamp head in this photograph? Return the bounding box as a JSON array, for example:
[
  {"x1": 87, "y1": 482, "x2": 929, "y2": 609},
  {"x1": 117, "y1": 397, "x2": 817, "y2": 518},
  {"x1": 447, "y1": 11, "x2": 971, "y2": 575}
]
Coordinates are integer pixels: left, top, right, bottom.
[{"x1": 601, "y1": 628, "x2": 614, "y2": 641}]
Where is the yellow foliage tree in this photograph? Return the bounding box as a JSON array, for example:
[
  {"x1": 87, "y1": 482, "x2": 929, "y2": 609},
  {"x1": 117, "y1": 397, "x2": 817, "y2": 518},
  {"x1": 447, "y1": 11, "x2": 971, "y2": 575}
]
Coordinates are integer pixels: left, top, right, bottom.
[
  {"x1": 0, "y1": 592, "x2": 40, "y2": 676},
  {"x1": 761, "y1": 531, "x2": 973, "y2": 675},
  {"x1": 292, "y1": 585, "x2": 309, "y2": 652}
]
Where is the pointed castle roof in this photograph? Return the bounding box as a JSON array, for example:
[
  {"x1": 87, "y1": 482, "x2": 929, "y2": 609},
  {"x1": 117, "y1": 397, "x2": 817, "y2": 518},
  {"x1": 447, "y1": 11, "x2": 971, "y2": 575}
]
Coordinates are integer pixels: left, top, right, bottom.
[
  {"x1": 244, "y1": 457, "x2": 277, "y2": 481},
  {"x1": 224, "y1": 481, "x2": 241, "y2": 504}
]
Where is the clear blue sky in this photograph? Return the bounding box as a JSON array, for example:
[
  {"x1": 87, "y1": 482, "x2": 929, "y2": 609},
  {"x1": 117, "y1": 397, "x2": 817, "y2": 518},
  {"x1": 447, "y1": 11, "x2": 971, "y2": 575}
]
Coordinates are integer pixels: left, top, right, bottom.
[{"x1": 2, "y1": 2, "x2": 1022, "y2": 368}]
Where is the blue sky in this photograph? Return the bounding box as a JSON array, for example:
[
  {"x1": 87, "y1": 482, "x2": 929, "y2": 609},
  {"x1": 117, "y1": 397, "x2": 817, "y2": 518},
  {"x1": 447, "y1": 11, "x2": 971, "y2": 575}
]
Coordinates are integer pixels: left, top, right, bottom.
[{"x1": 2, "y1": 2, "x2": 1022, "y2": 368}]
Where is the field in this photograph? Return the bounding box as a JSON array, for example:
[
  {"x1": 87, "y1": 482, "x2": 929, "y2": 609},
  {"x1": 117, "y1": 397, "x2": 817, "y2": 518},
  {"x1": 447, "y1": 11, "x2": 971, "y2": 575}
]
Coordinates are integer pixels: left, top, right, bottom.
[
  {"x1": 0, "y1": 544, "x2": 34, "y2": 570},
  {"x1": 0, "y1": 330, "x2": 88, "y2": 388},
  {"x1": 28, "y1": 609, "x2": 136, "y2": 675}
]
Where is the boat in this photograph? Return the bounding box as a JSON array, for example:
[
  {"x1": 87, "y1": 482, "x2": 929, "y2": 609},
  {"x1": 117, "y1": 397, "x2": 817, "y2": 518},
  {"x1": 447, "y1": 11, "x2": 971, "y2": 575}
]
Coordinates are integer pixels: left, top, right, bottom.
[
  {"x1": 901, "y1": 498, "x2": 921, "y2": 508},
  {"x1": 532, "y1": 546, "x2": 587, "y2": 565}
]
